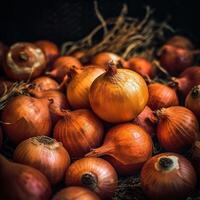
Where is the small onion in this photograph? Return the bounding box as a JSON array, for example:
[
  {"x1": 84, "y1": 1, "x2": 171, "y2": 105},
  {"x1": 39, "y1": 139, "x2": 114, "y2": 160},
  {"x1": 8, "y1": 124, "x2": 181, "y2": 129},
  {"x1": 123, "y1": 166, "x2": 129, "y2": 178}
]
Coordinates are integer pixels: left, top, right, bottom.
[
  {"x1": 185, "y1": 85, "x2": 200, "y2": 119},
  {"x1": 54, "y1": 109, "x2": 104, "y2": 160},
  {"x1": 156, "y1": 106, "x2": 199, "y2": 152},
  {"x1": 67, "y1": 66, "x2": 105, "y2": 109},
  {"x1": 141, "y1": 152, "x2": 197, "y2": 200},
  {"x1": 3, "y1": 42, "x2": 46, "y2": 81},
  {"x1": 65, "y1": 157, "x2": 118, "y2": 199},
  {"x1": 86, "y1": 123, "x2": 153, "y2": 175},
  {"x1": 127, "y1": 56, "x2": 154, "y2": 78},
  {"x1": 13, "y1": 136, "x2": 70, "y2": 185},
  {"x1": 1, "y1": 95, "x2": 52, "y2": 144},
  {"x1": 147, "y1": 82, "x2": 179, "y2": 110},
  {"x1": 89, "y1": 66, "x2": 149, "y2": 123},
  {"x1": 0, "y1": 154, "x2": 51, "y2": 200},
  {"x1": 48, "y1": 56, "x2": 82, "y2": 82},
  {"x1": 52, "y1": 186, "x2": 101, "y2": 200},
  {"x1": 35, "y1": 40, "x2": 59, "y2": 64}
]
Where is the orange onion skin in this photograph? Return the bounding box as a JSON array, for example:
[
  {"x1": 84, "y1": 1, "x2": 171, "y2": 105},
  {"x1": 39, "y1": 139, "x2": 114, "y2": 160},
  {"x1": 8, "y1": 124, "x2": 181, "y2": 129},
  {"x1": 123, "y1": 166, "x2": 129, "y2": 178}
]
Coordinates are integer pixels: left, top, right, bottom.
[
  {"x1": 147, "y1": 83, "x2": 179, "y2": 110},
  {"x1": 0, "y1": 155, "x2": 52, "y2": 200},
  {"x1": 54, "y1": 109, "x2": 104, "y2": 160},
  {"x1": 89, "y1": 67, "x2": 149, "y2": 123},
  {"x1": 13, "y1": 136, "x2": 70, "y2": 185},
  {"x1": 65, "y1": 157, "x2": 118, "y2": 199},
  {"x1": 71, "y1": 50, "x2": 86, "y2": 61},
  {"x1": 48, "y1": 56, "x2": 82, "y2": 82},
  {"x1": 156, "y1": 106, "x2": 199, "y2": 152},
  {"x1": 185, "y1": 85, "x2": 200, "y2": 119},
  {"x1": 3, "y1": 42, "x2": 47, "y2": 81},
  {"x1": 52, "y1": 186, "x2": 101, "y2": 200},
  {"x1": 127, "y1": 56, "x2": 154, "y2": 78},
  {"x1": 67, "y1": 67, "x2": 105, "y2": 109},
  {"x1": 132, "y1": 106, "x2": 157, "y2": 136},
  {"x1": 141, "y1": 152, "x2": 197, "y2": 200},
  {"x1": 35, "y1": 40, "x2": 59, "y2": 64},
  {"x1": 86, "y1": 123, "x2": 153, "y2": 176},
  {"x1": 1, "y1": 95, "x2": 52, "y2": 144}
]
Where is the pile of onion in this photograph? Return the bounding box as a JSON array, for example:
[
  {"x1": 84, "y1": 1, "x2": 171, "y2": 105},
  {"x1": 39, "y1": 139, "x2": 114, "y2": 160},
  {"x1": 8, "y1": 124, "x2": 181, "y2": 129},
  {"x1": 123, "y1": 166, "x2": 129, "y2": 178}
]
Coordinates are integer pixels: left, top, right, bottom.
[
  {"x1": 54, "y1": 109, "x2": 104, "y2": 160},
  {"x1": 86, "y1": 123, "x2": 153, "y2": 175},
  {"x1": 89, "y1": 65, "x2": 149, "y2": 123}
]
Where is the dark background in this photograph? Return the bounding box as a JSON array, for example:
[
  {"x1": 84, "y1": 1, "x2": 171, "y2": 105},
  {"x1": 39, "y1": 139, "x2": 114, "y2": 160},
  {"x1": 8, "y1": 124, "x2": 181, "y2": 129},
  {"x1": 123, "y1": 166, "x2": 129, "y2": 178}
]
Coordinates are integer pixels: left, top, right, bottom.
[{"x1": 0, "y1": 0, "x2": 200, "y2": 46}]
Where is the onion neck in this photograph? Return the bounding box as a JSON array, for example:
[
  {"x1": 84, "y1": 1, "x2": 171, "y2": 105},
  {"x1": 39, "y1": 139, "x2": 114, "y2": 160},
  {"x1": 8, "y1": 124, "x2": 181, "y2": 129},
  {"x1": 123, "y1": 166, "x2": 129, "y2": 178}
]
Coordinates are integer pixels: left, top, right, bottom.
[
  {"x1": 106, "y1": 63, "x2": 117, "y2": 76},
  {"x1": 19, "y1": 51, "x2": 29, "y2": 62},
  {"x1": 191, "y1": 86, "x2": 200, "y2": 98},
  {"x1": 81, "y1": 173, "x2": 98, "y2": 190}
]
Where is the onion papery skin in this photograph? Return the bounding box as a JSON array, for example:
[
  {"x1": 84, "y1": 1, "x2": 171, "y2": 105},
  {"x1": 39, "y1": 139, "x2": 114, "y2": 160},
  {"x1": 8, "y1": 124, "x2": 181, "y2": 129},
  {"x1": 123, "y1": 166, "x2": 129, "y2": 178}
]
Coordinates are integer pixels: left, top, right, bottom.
[
  {"x1": 185, "y1": 85, "x2": 200, "y2": 119},
  {"x1": 52, "y1": 186, "x2": 101, "y2": 200},
  {"x1": 0, "y1": 155, "x2": 52, "y2": 200},
  {"x1": 13, "y1": 136, "x2": 70, "y2": 185},
  {"x1": 48, "y1": 56, "x2": 82, "y2": 82},
  {"x1": 127, "y1": 56, "x2": 154, "y2": 78},
  {"x1": 54, "y1": 109, "x2": 104, "y2": 160},
  {"x1": 67, "y1": 67, "x2": 105, "y2": 109},
  {"x1": 132, "y1": 106, "x2": 157, "y2": 136},
  {"x1": 159, "y1": 45, "x2": 194, "y2": 75},
  {"x1": 1, "y1": 95, "x2": 52, "y2": 144},
  {"x1": 156, "y1": 106, "x2": 199, "y2": 152},
  {"x1": 35, "y1": 40, "x2": 59, "y2": 64},
  {"x1": 141, "y1": 152, "x2": 197, "y2": 200},
  {"x1": 86, "y1": 123, "x2": 153, "y2": 176},
  {"x1": 89, "y1": 67, "x2": 149, "y2": 123},
  {"x1": 3, "y1": 42, "x2": 46, "y2": 81},
  {"x1": 0, "y1": 78, "x2": 13, "y2": 96},
  {"x1": 147, "y1": 83, "x2": 179, "y2": 110},
  {"x1": 65, "y1": 157, "x2": 118, "y2": 199},
  {"x1": 172, "y1": 66, "x2": 200, "y2": 98},
  {"x1": 91, "y1": 52, "x2": 127, "y2": 68}
]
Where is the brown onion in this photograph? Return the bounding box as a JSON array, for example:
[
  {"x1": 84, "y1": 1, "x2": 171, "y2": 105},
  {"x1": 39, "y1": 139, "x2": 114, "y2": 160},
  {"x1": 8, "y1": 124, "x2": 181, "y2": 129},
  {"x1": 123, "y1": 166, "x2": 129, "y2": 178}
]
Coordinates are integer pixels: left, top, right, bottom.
[
  {"x1": 0, "y1": 126, "x2": 3, "y2": 148},
  {"x1": 13, "y1": 136, "x2": 70, "y2": 185},
  {"x1": 52, "y1": 186, "x2": 101, "y2": 200},
  {"x1": 1, "y1": 95, "x2": 52, "y2": 144},
  {"x1": 0, "y1": 154, "x2": 51, "y2": 200},
  {"x1": 147, "y1": 82, "x2": 179, "y2": 110},
  {"x1": 89, "y1": 66, "x2": 149, "y2": 123},
  {"x1": 3, "y1": 42, "x2": 46, "y2": 81},
  {"x1": 67, "y1": 66, "x2": 105, "y2": 109},
  {"x1": 91, "y1": 52, "x2": 127, "y2": 68},
  {"x1": 35, "y1": 40, "x2": 59, "y2": 64},
  {"x1": 132, "y1": 106, "x2": 157, "y2": 136},
  {"x1": 156, "y1": 106, "x2": 199, "y2": 152},
  {"x1": 127, "y1": 56, "x2": 154, "y2": 78},
  {"x1": 65, "y1": 157, "x2": 118, "y2": 199},
  {"x1": 185, "y1": 85, "x2": 200, "y2": 119},
  {"x1": 86, "y1": 123, "x2": 153, "y2": 175},
  {"x1": 172, "y1": 66, "x2": 200, "y2": 97},
  {"x1": 141, "y1": 152, "x2": 197, "y2": 200},
  {"x1": 47, "y1": 56, "x2": 82, "y2": 82},
  {"x1": 54, "y1": 109, "x2": 104, "y2": 160}
]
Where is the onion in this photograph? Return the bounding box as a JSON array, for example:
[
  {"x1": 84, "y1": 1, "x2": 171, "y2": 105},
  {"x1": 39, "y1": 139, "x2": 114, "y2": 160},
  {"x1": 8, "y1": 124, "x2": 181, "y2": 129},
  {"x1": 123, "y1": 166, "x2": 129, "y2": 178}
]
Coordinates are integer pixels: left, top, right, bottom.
[
  {"x1": 185, "y1": 85, "x2": 200, "y2": 119},
  {"x1": 71, "y1": 50, "x2": 86, "y2": 61},
  {"x1": 47, "y1": 56, "x2": 82, "y2": 82},
  {"x1": 132, "y1": 106, "x2": 157, "y2": 136},
  {"x1": 0, "y1": 126, "x2": 3, "y2": 148},
  {"x1": 54, "y1": 109, "x2": 104, "y2": 160},
  {"x1": 0, "y1": 154, "x2": 51, "y2": 200},
  {"x1": 67, "y1": 66, "x2": 105, "y2": 109},
  {"x1": 52, "y1": 186, "x2": 101, "y2": 200},
  {"x1": 1, "y1": 95, "x2": 52, "y2": 144},
  {"x1": 13, "y1": 136, "x2": 70, "y2": 185},
  {"x1": 156, "y1": 106, "x2": 199, "y2": 152},
  {"x1": 127, "y1": 56, "x2": 154, "y2": 78},
  {"x1": 89, "y1": 66, "x2": 149, "y2": 123},
  {"x1": 172, "y1": 66, "x2": 200, "y2": 97},
  {"x1": 147, "y1": 82, "x2": 179, "y2": 110},
  {"x1": 192, "y1": 141, "x2": 200, "y2": 179},
  {"x1": 35, "y1": 40, "x2": 59, "y2": 64},
  {"x1": 65, "y1": 157, "x2": 118, "y2": 199},
  {"x1": 3, "y1": 42, "x2": 46, "y2": 81},
  {"x1": 141, "y1": 152, "x2": 197, "y2": 200},
  {"x1": 86, "y1": 123, "x2": 153, "y2": 175}
]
